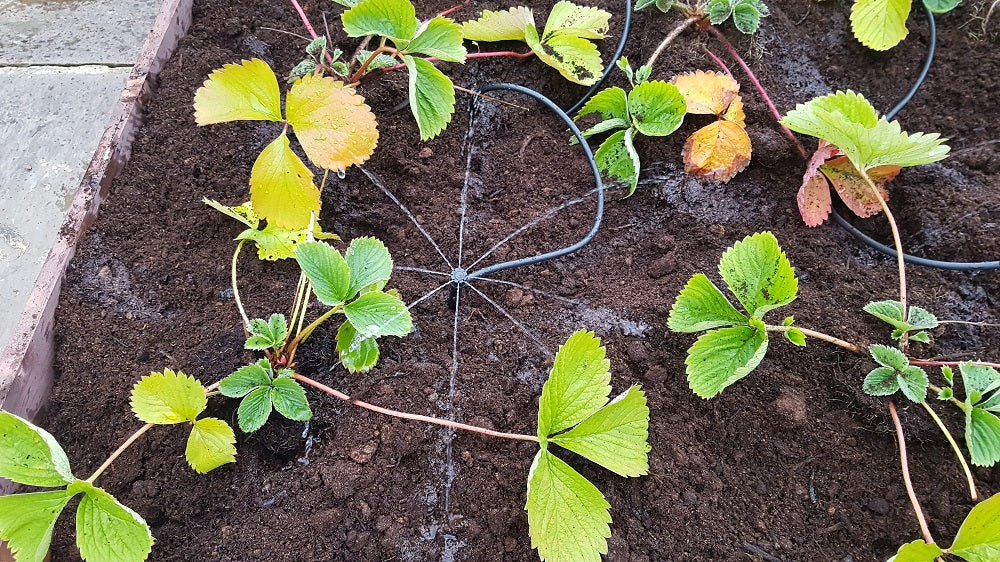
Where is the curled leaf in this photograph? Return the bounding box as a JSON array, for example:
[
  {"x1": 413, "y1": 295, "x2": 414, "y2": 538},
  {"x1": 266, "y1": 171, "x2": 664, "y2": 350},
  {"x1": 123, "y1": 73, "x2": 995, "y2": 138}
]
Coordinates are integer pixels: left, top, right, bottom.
[
  {"x1": 682, "y1": 120, "x2": 752, "y2": 182},
  {"x1": 819, "y1": 156, "x2": 899, "y2": 219},
  {"x1": 797, "y1": 142, "x2": 839, "y2": 227}
]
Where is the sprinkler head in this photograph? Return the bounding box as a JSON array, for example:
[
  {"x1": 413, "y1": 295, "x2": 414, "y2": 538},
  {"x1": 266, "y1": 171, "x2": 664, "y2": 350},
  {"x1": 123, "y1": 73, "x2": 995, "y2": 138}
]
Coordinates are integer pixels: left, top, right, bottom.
[{"x1": 450, "y1": 267, "x2": 469, "y2": 286}]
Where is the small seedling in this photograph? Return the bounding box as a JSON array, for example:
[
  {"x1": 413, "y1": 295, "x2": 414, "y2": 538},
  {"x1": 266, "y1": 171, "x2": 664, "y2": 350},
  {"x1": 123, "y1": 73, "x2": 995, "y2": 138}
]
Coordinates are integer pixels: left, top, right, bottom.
[
  {"x1": 864, "y1": 300, "x2": 939, "y2": 343},
  {"x1": 219, "y1": 358, "x2": 312, "y2": 433},
  {"x1": 462, "y1": 2, "x2": 612, "y2": 85},
  {"x1": 851, "y1": 0, "x2": 961, "y2": 51},
  {"x1": 705, "y1": 0, "x2": 769, "y2": 34},
  {"x1": 668, "y1": 231, "x2": 800, "y2": 398},
  {"x1": 887, "y1": 491, "x2": 1000, "y2": 561},
  {"x1": 863, "y1": 344, "x2": 930, "y2": 403}
]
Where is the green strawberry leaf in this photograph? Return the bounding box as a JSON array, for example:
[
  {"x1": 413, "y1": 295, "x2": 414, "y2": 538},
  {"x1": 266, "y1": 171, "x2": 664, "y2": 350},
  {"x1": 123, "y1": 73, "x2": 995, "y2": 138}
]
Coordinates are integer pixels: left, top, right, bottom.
[
  {"x1": 296, "y1": 240, "x2": 352, "y2": 306},
  {"x1": 405, "y1": 16, "x2": 466, "y2": 62},
  {"x1": 784, "y1": 327, "x2": 806, "y2": 347},
  {"x1": 668, "y1": 273, "x2": 749, "y2": 333},
  {"x1": 863, "y1": 366, "x2": 900, "y2": 396},
  {"x1": 961, "y1": 362, "x2": 1000, "y2": 402},
  {"x1": 886, "y1": 539, "x2": 943, "y2": 562},
  {"x1": 343, "y1": 290, "x2": 413, "y2": 339},
  {"x1": 185, "y1": 418, "x2": 237, "y2": 474},
  {"x1": 0, "y1": 490, "x2": 73, "y2": 562},
  {"x1": 402, "y1": 55, "x2": 456, "y2": 141},
  {"x1": 245, "y1": 313, "x2": 288, "y2": 350},
  {"x1": 219, "y1": 359, "x2": 273, "y2": 398},
  {"x1": 237, "y1": 387, "x2": 272, "y2": 433},
  {"x1": 718, "y1": 231, "x2": 798, "y2": 319},
  {"x1": 897, "y1": 365, "x2": 929, "y2": 403},
  {"x1": 966, "y1": 406, "x2": 1000, "y2": 467},
  {"x1": 0, "y1": 411, "x2": 74, "y2": 487},
  {"x1": 341, "y1": 0, "x2": 418, "y2": 42},
  {"x1": 949, "y1": 491, "x2": 1000, "y2": 558},
  {"x1": 627, "y1": 80, "x2": 687, "y2": 137},
  {"x1": 345, "y1": 236, "x2": 394, "y2": 299},
  {"x1": 575, "y1": 86, "x2": 628, "y2": 121},
  {"x1": 594, "y1": 129, "x2": 640, "y2": 195},
  {"x1": 336, "y1": 320, "x2": 381, "y2": 373},
  {"x1": 271, "y1": 378, "x2": 313, "y2": 422},
  {"x1": 130, "y1": 369, "x2": 207, "y2": 425},
  {"x1": 71, "y1": 480, "x2": 153, "y2": 562},
  {"x1": 550, "y1": 386, "x2": 650, "y2": 477},
  {"x1": 538, "y1": 330, "x2": 612, "y2": 437},
  {"x1": 574, "y1": 118, "x2": 628, "y2": 144},
  {"x1": 685, "y1": 319, "x2": 769, "y2": 399},
  {"x1": 869, "y1": 344, "x2": 909, "y2": 370},
  {"x1": 922, "y1": 0, "x2": 960, "y2": 14}
]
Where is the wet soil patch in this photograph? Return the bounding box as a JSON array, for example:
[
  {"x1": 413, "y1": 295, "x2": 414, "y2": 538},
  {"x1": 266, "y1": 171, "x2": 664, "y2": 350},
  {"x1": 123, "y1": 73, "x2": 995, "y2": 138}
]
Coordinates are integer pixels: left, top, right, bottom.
[{"x1": 45, "y1": 0, "x2": 999, "y2": 560}]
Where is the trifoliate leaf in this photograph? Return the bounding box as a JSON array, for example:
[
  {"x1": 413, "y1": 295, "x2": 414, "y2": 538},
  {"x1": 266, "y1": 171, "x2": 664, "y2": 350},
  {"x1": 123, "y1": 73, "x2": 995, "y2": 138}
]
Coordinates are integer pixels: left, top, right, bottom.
[
  {"x1": 869, "y1": 344, "x2": 908, "y2": 370},
  {"x1": 627, "y1": 80, "x2": 687, "y2": 137},
  {"x1": 819, "y1": 157, "x2": 899, "y2": 219},
  {"x1": 575, "y1": 86, "x2": 628, "y2": 121},
  {"x1": 784, "y1": 327, "x2": 806, "y2": 347},
  {"x1": 539, "y1": 330, "x2": 612, "y2": 437},
  {"x1": 249, "y1": 133, "x2": 320, "y2": 230},
  {"x1": 526, "y1": 450, "x2": 611, "y2": 562},
  {"x1": 406, "y1": 16, "x2": 467, "y2": 62},
  {"x1": 341, "y1": 0, "x2": 418, "y2": 42},
  {"x1": 237, "y1": 387, "x2": 272, "y2": 433},
  {"x1": 685, "y1": 320, "x2": 768, "y2": 399},
  {"x1": 270, "y1": 378, "x2": 313, "y2": 422},
  {"x1": 0, "y1": 411, "x2": 74, "y2": 487},
  {"x1": 524, "y1": 24, "x2": 603, "y2": 86},
  {"x1": 193, "y1": 58, "x2": 282, "y2": 125},
  {"x1": 949, "y1": 491, "x2": 1000, "y2": 557},
  {"x1": 461, "y1": 6, "x2": 533, "y2": 42},
  {"x1": 72, "y1": 481, "x2": 153, "y2": 562},
  {"x1": 683, "y1": 120, "x2": 753, "y2": 183},
  {"x1": 863, "y1": 366, "x2": 900, "y2": 396},
  {"x1": 130, "y1": 369, "x2": 207, "y2": 425},
  {"x1": 922, "y1": 0, "x2": 960, "y2": 14},
  {"x1": 542, "y1": 1, "x2": 611, "y2": 40},
  {"x1": 966, "y1": 407, "x2": 1000, "y2": 467},
  {"x1": 343, "y1": 290, "x2": 413, "y2": 339},
  {"x1": 550, "y1": 386, "x2": 650, "y2": 477},
  {"x1": 345, "y1": 236, "x2": 394, "y2": 299},
  {"x1": 594, "y1": 129, "x2": 640, "y2": 195},
  {"x1": 960, "y1": 362, "x2": 1000, "y2": 400},
  {"x1": 718, "y1": 232, "x2": 798, "y2": 319},
  {"x1": 203, "y1": 198, "x2": 259, "y2": 229},
  {"x1": 851, "y1": 0, "x2": 910, "y2": 51},
  {"x1": 286, "y1": 74, "x2": 379, "y2": 172},
  {"x1": 219, "y1": 360, "x2": 273, "y2": 398},
  {"x1": 245, "y1": 314, "x2": 288, "y2": 350},
  {"x1": 402, "y1": 55, "x2": 456, "y2": 141},
  {"x1": 668, "y1": 273, "x2": 748, "y2": 333},
  {"x1": 781, "y1": 91, "x2": 950, "y2": 172},
  {"x1": 337, "y1": 320, "x2": 382, "y2": 372},
  {"x1": 0, "y1": 491, "x2": 73, "y2": 562},
  {"x1": 897, "y1": 365, "x2": 929, "y2": 403},
  {"x1": 797, "y1": 142, "x2": 839, "y2": 227},
  {"x1": 886, "y1": 539, "x2": 943, "y2": 562},
  {"x1": 672, "y1": 70, "x2": 739, "y2": 116},
  {"x1": 185, "y1": 417, "x2": 237, "y2": 474},
  {"x1": 295, "y1": 240, "x2": 352, "y2": 306}
]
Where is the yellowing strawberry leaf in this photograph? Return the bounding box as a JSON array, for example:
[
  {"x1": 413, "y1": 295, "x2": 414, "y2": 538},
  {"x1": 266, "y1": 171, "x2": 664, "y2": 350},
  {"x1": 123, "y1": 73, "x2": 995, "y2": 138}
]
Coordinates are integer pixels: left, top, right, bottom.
[
  {"x1": 203, "y1": 198, "x2": 259, "y2": 229},
  {"x1": 542, "y1": 0, "x2": 610, "y2": 40},
  {"x1": 718, "y1": 231, "x2": 798, "y2": 319},
  {"x1": 130, "y1": 369, "x2": 207, "y2": 425},
  {"x1": 628, "y1": 80, "x2": 687, "y2": 137},
  {"x1": 819, "y1": 156, "x2": 899, "y2": 219},
  {"x1": 402, "y1": 55, "x2": 456, "y2": 140},
  {"x1": 344, "y1": 236, "x2": 394, "y2": 299},
  {"x1": 286, "y1": 74, "x2": 379, "y2": 172},
  {"x1": 538, "y1": 330, "x2": 611, "y2": 437},
  {"x1": 235, "y1": 221, "x2": 338, "y2": 262},
  {"x1": 0, "y1": 490, "x2": 73, "y2": 562},
  {"x1": 682, "y1": 120, "x2": 752, "y2": 183},
  {"x1": 337, "y1": 321, "x2": 381, "y2": 372},
  {"x1": 525, "y1": 25, "x2": 604, "y2": 86},
  {"x1": 526, "y1": 450, "x2": 611, "y2": 562},
  {"x1": 668, "y1": 273, "x2": 749, "y2": 333},
  {"x1": 295, "y1": 240, "x2": 352, "y2": 306},
  {"x1": 461, "y1": 6, "x2": 533, "y2": 41},
  {"x1": 71, "y1": 481, "x2": 153, "y2": 562},
  {"x1": 949, "y1": 491, "x2": 1000, "y2": 557},
  {"x1": 249, "y1": 133, "x2": 320, "y2": 230},
  {"x1": 549, "y1": 386, "x2": 650, "y2": 477},
  {"x1": 185, "y1": 417, "x2": 237, "y2": 474},
  {"x1": 406, "y1": 16, "x2": 467, "y2": 62},
  {"x1": 193, "y1": 58, "x2": 282, "y2": 125},
  {"x1": 341, "y1": 0, "x2": 418, "y2": 42},
  {"x1": 342, "y1": 290, "x2": 413, "y2": 339},
  {"x1": 0, "y1": 411, "x2": 74, "y2": 487},
  {"x1": 685, "y1": 319, "x2": 769, "y2": 399},
  {"x1": 672, "y1": 70, "x2": 739, "y2": 116},
  {"x1": 594, "y1": 129, "x2": 641, "y2": 195},
  {"x1": 781, "y1": 90, "x2": 950, "y2": 172},
  {"x1": 722, "y1": 94, "x2": 746, "y2": 127},
  {"x1": 851, "y1": 0, "x2": 910, "y2": 51}
]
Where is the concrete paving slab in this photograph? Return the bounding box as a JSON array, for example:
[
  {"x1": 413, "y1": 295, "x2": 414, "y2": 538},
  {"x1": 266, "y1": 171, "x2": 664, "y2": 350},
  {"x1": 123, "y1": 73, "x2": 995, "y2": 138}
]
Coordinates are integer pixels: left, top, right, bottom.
[
  {"x1": 0, "y1": 0, "x2": 161, "y2": 65},
  {"x1": 0, "y1": 65, "x2": 129, "y2": 352}
]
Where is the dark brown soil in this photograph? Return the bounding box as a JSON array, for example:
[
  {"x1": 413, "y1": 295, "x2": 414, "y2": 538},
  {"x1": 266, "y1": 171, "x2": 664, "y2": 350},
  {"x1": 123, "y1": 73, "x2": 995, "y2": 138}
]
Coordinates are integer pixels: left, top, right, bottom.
[{"x1": 43, "y1": 0, "x2": 999, "y2": 561}]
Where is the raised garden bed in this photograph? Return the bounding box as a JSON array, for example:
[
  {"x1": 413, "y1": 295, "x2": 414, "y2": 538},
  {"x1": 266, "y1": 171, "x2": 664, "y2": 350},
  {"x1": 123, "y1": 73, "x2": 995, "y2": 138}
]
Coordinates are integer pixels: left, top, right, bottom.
[{"x1": 7, "y1": 0, "x2": 1000, "y2": 560}]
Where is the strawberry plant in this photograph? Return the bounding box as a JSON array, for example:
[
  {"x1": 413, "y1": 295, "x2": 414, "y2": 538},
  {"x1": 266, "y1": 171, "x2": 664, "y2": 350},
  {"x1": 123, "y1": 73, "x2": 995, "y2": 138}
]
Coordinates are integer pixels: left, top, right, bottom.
[
  {"x1": 636, "y1": 0, "x2": 771, "y2": 34},
  {"x1": 851, "y1": 0, "x2": 960, "y2": 51}
]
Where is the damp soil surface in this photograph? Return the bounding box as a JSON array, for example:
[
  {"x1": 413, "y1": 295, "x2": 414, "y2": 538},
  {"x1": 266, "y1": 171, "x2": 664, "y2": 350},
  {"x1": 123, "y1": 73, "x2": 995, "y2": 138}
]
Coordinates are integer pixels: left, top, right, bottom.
[{"x1": 44, "y1": 0, "x2": 1000, "y2": 560}]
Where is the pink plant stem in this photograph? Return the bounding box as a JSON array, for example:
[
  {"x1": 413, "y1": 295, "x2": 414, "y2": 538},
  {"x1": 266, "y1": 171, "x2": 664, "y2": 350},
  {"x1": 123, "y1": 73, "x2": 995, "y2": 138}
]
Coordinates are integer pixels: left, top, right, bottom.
[
  {"x1": 293, "y1": 373, "x2": 540, "y2": 442},
  {"x1": 704, "y1": 48, "x2": 734, "y2": 79},
  {"x1": 289, "y1": 0, "x2": 335, "y2": 65},
  {"x1": 707, "y1": 25, "x2": 808, "y2": 159},
  {"x1": 911, "y1": 359, "x2": 1000, "y2": 370},
  {"x1": 437, "y1": 0, "x2": 469, "y2": 18},
  {"x1": 888, "y1": 401, "x2": 935, "y2": 546}
]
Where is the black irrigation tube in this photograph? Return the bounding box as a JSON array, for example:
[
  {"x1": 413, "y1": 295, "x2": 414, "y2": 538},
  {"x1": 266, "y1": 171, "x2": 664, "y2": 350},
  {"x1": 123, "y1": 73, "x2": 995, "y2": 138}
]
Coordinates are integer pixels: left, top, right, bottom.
[
  {"x1": 830, "y1": 6, "x2": 1000, "y2": 271},
  {"x1": 462, "y1": 83, "x2": 605, "y2": 283}
]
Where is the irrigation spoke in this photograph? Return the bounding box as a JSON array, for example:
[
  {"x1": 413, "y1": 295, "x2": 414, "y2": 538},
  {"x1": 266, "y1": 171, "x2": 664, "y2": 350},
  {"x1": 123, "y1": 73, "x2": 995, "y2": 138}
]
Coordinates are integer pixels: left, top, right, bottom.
[
  {"x1": 475, "y1": 277, "x2": 584, "y2": 307},
  {"x1": 467, "y1": 284, "x2": 553, "y2": 358},
  {"x1": 465, "y1": 187, "x2": 599, "y2": 270},
  {"x1": 360, "y1": 166, "x2": 454, "y2": 270},
  {"x1": 397, "y1": 265, "x2": 451, "y2": 278},
  {"x1": 443, "y1": 283, "x2": 462, "y2": 521},
  {"x1": 457, "y1": 100, "x2": 479, "y2": 269}
]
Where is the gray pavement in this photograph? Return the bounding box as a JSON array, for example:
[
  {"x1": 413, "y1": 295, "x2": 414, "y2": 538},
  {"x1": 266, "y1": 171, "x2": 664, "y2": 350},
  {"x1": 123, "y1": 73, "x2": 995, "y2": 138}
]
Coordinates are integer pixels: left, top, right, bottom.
[{"x1": 0, "y1": 0, "x2": 161, "y2": 354}]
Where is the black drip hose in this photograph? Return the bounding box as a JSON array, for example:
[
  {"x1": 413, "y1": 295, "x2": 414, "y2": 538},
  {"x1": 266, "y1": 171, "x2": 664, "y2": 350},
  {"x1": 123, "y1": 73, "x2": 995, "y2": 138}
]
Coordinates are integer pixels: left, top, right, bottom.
[
  {"x1": 563, "y1": 0, "x2": 634, "y2": 116},
  {"x1": 831, "y1": 6, "x2": 1000, "y2": 271},
  {"x1": 466, "y1": 83, "x2": 604, "y2": 281}
]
